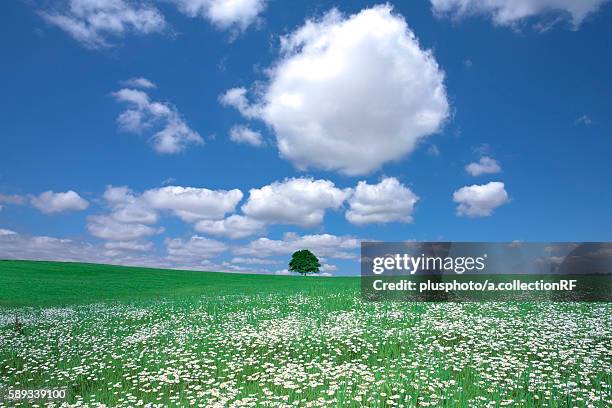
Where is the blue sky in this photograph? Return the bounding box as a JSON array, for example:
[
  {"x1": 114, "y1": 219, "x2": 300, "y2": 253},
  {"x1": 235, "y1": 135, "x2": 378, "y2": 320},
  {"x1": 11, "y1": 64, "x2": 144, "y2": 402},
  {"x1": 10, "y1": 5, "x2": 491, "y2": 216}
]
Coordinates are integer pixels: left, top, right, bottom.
[{"x1": 1, "y1": 0, "x2": 611, "y2": 275}]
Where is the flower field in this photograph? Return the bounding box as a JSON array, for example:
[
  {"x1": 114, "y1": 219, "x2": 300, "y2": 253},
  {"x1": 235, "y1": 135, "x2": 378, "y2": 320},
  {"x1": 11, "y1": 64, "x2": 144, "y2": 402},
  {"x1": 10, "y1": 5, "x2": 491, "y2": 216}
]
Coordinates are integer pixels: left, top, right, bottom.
[{"x1": 0, "y1": 261, "x2": 610, "y2": 407}]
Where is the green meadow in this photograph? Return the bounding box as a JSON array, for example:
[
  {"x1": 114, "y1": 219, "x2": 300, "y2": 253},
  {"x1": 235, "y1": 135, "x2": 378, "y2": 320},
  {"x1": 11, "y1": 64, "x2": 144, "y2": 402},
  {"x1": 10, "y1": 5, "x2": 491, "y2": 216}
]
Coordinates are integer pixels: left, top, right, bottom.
[
  {"x1": 0, "y1": 260, "x2": 610, "y2": 407},
  {"x1": 0, "y1": 260, "x2": 353, "y2": 307}
]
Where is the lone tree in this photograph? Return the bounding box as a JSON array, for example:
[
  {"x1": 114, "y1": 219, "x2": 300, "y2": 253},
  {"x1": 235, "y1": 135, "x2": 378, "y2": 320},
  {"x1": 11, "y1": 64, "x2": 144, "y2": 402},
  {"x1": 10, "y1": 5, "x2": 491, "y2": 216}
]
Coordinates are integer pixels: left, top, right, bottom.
[{"x1": 288, "y1": 249, "x2": 320, "y2": 276}]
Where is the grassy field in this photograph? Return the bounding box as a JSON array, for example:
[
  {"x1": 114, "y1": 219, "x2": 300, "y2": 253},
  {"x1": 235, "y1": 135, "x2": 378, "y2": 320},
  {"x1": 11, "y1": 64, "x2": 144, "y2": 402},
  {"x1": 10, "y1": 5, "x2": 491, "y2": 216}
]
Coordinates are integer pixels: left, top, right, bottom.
[
  {"x1": 0, "y1": 260, "x2": 354, "y2": 307},
  {"x1": 0, "y1": 260, "x2": 610, "y2": 407}
]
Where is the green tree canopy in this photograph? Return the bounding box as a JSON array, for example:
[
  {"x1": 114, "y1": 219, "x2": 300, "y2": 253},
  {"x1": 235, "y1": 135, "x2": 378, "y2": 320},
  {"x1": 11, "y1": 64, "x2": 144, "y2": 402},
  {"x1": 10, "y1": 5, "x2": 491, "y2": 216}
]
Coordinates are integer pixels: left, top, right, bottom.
[{"x1": 288, "y1": 249, "x2": 320, "y2": 276}]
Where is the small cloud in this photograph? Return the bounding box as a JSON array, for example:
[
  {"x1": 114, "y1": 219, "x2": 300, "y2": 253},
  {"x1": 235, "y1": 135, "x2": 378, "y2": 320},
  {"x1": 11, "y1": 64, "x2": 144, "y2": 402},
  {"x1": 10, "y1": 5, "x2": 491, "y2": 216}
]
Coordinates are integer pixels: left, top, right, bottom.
[
  {"x1": 430, "y1": 0, "x2": 609, "y2": 31},
  {"x1": 0, "y1": 228, "x2": 17, "y2": 236},
  {"x1": 217, "y1": 56, "x2": 228, "y2": 72},
  {"x1": 427, "y1": 144, "x2": 440, "y2": 156},
  {"x1": 453, "y1": 181, "x2": 510, "y2": 217},
  {"x1": 346, "y1": 177, "x2": 418, "y2": 225},
  {"x1": 87, "y1": 215, "x2": 159, "y2": 241},
  {"x1": 195, "y1": 215, "x2": 264, "y2": 239},
  {"x1": 165, "y1": 235, "x2": 228, "y2": 261},
  {"x1": 509, "y1": 240, "x2": 522, "y2": 248},
  {"x1": 229, "y1": 125, "x2": 265, "y2": 147},
  {"x1": 169, "y1": 0, "x2": 267, "y2": 35},
  {"x1": 38, "y1": 0, "x2": 167, "y2": 49},
  {"x1": 113, "y1": 83, "x2": 203, "y2": 154},
  {"x1": 320, "y1": 263, "x2": 337, "y2": 273},
  {"x1": 465, "y1": 156, "x2": 502, "y2": 177},
  {"x1": 574, "y1": 114, "x2": 592, "y2": 126},
  {"x1": 464, "y1": 59, "x2": 473, "y2": 69},
  {"x1": 120, "y1": 77, "x2": 157, "y2": 89},
  {"x1": 0, "y1": 193, "x2": 26, "y2": 205},
  {"x1": 219, "y1": 87, "x2": 258, "y2": 118},
  {"x1": 231, "y1": 257, "x2": 281, "y2": 265},
  {"x1": 31, "y1": 190, "x2": 89, "y2": 214},
  {"x1": 533, "y1": 15, "x2": 565, "y2": 33},
  {"x1": 161, "y1": 177, "x2": 176, "y2": 186},
  {"x1": 104, "y1": 240, "x2": 154, "y2": 252},
  {"x1": 472, "y1": 143, "x2": 492, "y2": 156}
]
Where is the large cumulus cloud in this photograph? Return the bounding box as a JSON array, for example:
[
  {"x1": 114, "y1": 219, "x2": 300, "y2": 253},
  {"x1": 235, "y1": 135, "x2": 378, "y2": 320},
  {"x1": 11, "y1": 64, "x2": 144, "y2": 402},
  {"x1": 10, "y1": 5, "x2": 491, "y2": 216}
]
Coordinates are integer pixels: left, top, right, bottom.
[{"x1": 221, "y1": 5, "x2": 449, "y2": 175}]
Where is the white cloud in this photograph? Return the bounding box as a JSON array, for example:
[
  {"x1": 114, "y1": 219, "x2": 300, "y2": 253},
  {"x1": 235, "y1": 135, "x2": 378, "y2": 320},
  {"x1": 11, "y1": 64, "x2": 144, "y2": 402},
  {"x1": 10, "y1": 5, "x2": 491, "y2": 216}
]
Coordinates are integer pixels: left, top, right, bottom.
[
  {"x1": 229, "y1": 125, "x2": 264, "y2": 146},
  {"x1": 87, "y1": 215, "x2": 160, "y2": 240},
  {"x1": 152, "y1": 117, "x2": 204, "y2": 153},
  {"x1": 170, "y1": 0, "x2": 266, "y2": 32},
  {"x1": 465, "y1": 156, "x2": 502, "y2": 176},
  {"x1": 427, "y1": 144, "x2": 440, "y2": 156},
  {"x1": 39, "y1": 0, "x2": 167, "y2": 48},
  {"x1": 0, "y1": 230, "x2": 172, "y2": 268},
  {"x1": 230, "y1": 257, "x2": 280, "y2": 265},
  {"x1": 195, "y1": 215, "x2": 264, "y2": 239},
  {"x1": 430, "y1": 0, "x2": 611, "y2": 29},
  {"x1": 346, "y1": 177, "x2": 419, "y2": 225},
  {"x1": 575, "y1": 114, "x2": 593, "y2": 125},
  {"x1": 472, "y1": 143, "x2": 492, "y2": 156},
  {"x1": 221, "y1": 5, "x2": 448, "y2": 175},
  {"x1": 0, "y1": 194, "x2": 26, "y2": 205},
  {"x1": 320, "y1": 263, "x2": 337, "y2": 273},
  {"x1": 104, "y1": 240, "x2": 154, "y2": 252},
  {"x1": 219, "y1": 87, "x2": 258, "y2": 118},
  {"x1": 165, "y1": 235, "x2": 228, "y2": 260},
  {"x1": 31, "y1": 190, "x2": 89, "y2": 214},
  {"x1": 0, "y1": 228, "x2": 17, "y2": 237},
  {"x1": 104, "y1": 186, "x2": 158, "y2": 224},
  {"x1": 102, "y1": 185, "x2": 129, "y2": 203},
  {"x1": 0, "y1": 228, "x2": 341, "y2": 273},
  {"x1": 207, "y1": 0, "x2": 265, "y2": 31},
  {"x1": 86, "y1": 186, "x2": 159, "y2": 243},
  {"x1": 39, "y1": 0, "x2": 266, "y2": 48},
  {"x1": 108, "y1": 203, "x2": 157, "y2": 224},
  {"x1": 241, "y1": 178, "x2": 349, "y2": 227},
  {"x1": 114, "y1": 88, "x2": 152, "y2": 108},
  {"x1": 143, "y1": 186, "x2": 243, "y2": 222},
  {"x1": 453, "y1": 181, "x2": 510, "y2": 217},
  {"x1": 113, "y1": 85, "x2": 203, "y2": 154},
  {"x1": 0, "y1": 234, "x2": 83, "y2": 260},
  {"x1": 120, "y1": 77, "x2": 156, "y2": 89},
  {"x1": 90, "y1": 184, "x2": 242, "y2": 242},
  {"x1": 235, "y1": 232, "x2": 359, "y2": 259}
]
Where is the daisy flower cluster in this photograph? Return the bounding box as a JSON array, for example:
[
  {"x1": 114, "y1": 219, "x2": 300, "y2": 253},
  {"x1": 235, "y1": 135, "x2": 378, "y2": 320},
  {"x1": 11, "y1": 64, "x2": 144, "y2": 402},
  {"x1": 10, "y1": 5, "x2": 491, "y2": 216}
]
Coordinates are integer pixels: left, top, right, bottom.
[{"x1": 0, "y1": 293, "x2": 610, "y2": 407}]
